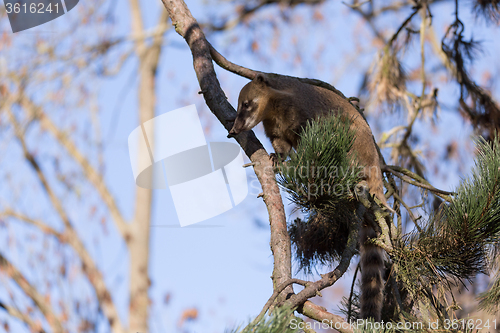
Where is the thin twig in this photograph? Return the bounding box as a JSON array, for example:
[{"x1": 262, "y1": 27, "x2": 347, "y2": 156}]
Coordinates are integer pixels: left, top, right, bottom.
[
  {"x1": 391, "y1": 188, "x2": 423, "y2": 233},
  {"x1": 347, "y1": 263, "x2": 360, "y2": 321},
  {"x1": 0, "y1": 254, "x2": 64, "y2": 332},
  {"x1": 388, "y1": 5, "x2": 421, "y2": 46},
  {"x1": 383, "y1": 165, "x2": 454, "y2": 199},
  {"x1": 20, "y1": 96, "x2": 130, "y2": 240},
  {"x1": 0, "y1": 300, "x2": 46, "y2": 333},
  {"x1": 249, "y1": 279, "x2": 308, "y2": 327},
  {"x1": 5, "y1": 109, "x2": 126, "y2": 333}
]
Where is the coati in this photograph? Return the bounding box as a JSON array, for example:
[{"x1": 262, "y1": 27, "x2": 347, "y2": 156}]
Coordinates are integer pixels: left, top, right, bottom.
[{"x1": 228, "y1": 73, "x2": 385, "y2": 321}]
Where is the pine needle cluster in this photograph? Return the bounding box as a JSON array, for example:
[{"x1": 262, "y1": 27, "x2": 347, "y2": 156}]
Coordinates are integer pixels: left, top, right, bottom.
[
  {"x1": 393, "y1": 136, "x2": 500, "y2": 301},
  {"x1": 473, "y1": 0, "x2": 500, "y2": 22},
  {"x1": 276, "y1": 111, "x2": 362, "y2": 271}
]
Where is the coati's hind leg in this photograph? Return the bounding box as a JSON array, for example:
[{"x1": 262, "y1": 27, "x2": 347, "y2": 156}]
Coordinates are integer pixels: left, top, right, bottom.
[{"x1": 359, "y1": 221, "x2": 384, "y2": 321}]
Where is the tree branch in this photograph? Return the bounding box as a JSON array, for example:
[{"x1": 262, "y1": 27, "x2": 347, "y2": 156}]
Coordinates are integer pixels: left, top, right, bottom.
[
  {"x1": 249, "y1": 278, "x2": 309, "y2": 327},
  {"x1": 387, "y1": 5, "x2": 421, "y2": 46},
  {"x1": 204, "y1": 0, "x2": 326, "y2": 32},
  {"x1": 159, "y1": 0, "x2": 293, "y2": 301},
  {"x1": 383, "y1": 165, "x2": 454, "y2": 200},
  {"x1": 0, "y1": 209, "x2": 61, "y2": 238},
  {"x1": 19, "y1": 96, "x2": 130, "y2": 240},
  {"x1": 208, "y1": 43, "x2": 351, "y2": 101},
  {"x1": 355, "y1": 183, "x2": 394, "y2": 254},
  {"x1": 0, "y1": 300, "x2": 46, "y2": 333},
  {"x1": 300, "y1": 301, "x2": 353, "y2": 333},
  {"x1": 0, "y1": 254, "x2": 63, "y2": 332},
  {"x1": 5, "y1": 109, "x2": 126, "y2": 333}
]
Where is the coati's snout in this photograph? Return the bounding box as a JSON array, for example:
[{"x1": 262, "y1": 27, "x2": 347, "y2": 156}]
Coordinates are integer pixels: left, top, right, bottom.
[
  {"x1": 227, "y1": 116, "x2": 246, "y2": 138},
  {"x1": 228, "y1": 104, "x2": 262, "y2": 138},
  {"x1": 227, "y1": 111, "x2": 259, "y2": 138}
]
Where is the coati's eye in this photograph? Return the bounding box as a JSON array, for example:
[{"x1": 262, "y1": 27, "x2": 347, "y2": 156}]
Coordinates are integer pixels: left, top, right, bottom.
[{"x1": 242, "y1": 101, "x2": 249, "y2": 108}]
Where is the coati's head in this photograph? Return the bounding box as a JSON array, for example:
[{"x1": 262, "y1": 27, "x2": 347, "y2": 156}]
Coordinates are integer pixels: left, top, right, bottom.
[{"x1": 228, "y1": 73, "x2": 271, "y2": 138}]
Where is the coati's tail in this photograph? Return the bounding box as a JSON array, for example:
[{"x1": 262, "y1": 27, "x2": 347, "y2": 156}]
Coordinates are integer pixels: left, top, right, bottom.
[{"x1": 359, "y1": 223, "x2": 384, "y2": 321}]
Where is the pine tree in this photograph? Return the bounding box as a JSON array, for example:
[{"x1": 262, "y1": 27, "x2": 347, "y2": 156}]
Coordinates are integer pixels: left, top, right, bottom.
[{"x1": 252, "y1": 112, "x2": 500, "y2": 331}]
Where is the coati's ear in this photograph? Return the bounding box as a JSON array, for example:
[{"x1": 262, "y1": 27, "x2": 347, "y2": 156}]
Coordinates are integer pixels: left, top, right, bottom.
[{"x1": 254, "y1": 73, "x2": 268, "y2": 86}]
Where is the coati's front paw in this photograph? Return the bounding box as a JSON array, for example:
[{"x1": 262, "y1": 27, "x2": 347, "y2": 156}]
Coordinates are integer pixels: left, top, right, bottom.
[
  {"x1": 269, "y1": 153, "x2": 280, "y2": 167},
  {"x1": 269, "y1": 153, "x2": 288, "y2": 169}
]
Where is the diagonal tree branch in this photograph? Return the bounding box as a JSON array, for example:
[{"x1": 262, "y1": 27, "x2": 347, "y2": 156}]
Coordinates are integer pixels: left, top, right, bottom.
[
  {"x1": 300, "y1": 301, "x2": 353, "y2": 333},
  {"x1": 159, "y1": 0, "x2": 293, "y2": 302},
  {"x1": 4, "y1": 108, "x2": 126, "y2": 333},
  {"x1": 0, "y1": 209, "x2": 61, "y2": 238},
  {"x1": 250, "y1": 278, "x2": 309, "y2": 326},
  {"x1": 383, "y1": 165, "x2": 454, "y2": 200},
  {"x1": 208, "y1": 43, "x2": 351, "y2": 101},
  {"x1": 0, "y1": 300, "x2": 46, "y2": 333},
  {"x1": 0, "y1": 254, "x2": 63, "y2": 333},
  {"x1": 18, "y1": 95, "x2": 130, "y2": 240}
]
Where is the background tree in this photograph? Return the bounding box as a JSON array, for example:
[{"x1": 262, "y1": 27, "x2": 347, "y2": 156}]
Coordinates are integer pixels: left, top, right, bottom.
[{"x1": 0, "y1": 1, "x2": 168, "y2": 332}]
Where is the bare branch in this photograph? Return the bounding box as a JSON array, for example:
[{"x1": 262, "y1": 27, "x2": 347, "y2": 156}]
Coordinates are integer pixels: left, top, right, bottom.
[
  {"x1": 0, "y1": 254, "x2": 63, "y2": 332},
  {"x1": 5, "y1": 109, "x2": 126, "y2": 333},
  {"x1": 209, "y1": 43, "x2": 351, "y2": 102},
  {"x1": 389, "y1": 188, "x2": 423, "y2": 232},
  {"x1": 204, "y1": 2, "x2": 269, "y2": 32},
  {"x1": 160, "y1": 0, "x2": 293, "y2": 301},
  {"x1": 300, "y1": 301, "x2": 353, "y2": 333},
  {"x1": 387, "y1": 5, "x2": 421, "y2": 46},
  {"x1": 250, "y1": 278, "x2": 309, "y2": 327},
  {"x1": 346, "y1": 0, "x2": 387, "y2": 43},
  {"x1": 383, "y1": 165, "x2": 454, "y2": 199},
  {"x1": 204, "y1": 0, "x2": 326, "y2": 31},
  {"x1": 0, "y1": 300, "x2": 46, "y2": 333},
  {"x1": 19, "y1": 96, "x2": 131, "y2": 240},
  {"x1": 0, "y1": 209, "x2": 61, "y2": 238}
]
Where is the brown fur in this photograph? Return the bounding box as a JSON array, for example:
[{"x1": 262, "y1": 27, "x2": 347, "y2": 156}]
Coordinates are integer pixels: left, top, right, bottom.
[
  {"x1": 229, "y1": 73, "x2": 386, "y2": 207},
  {"x1": 229, "y1": 73, "x2": 386, "y2": 320}
]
